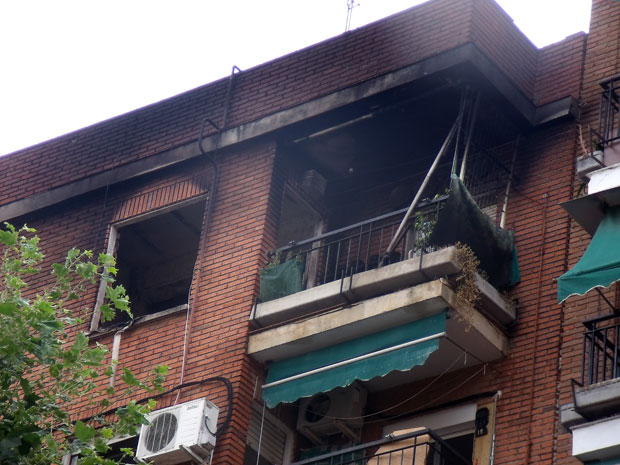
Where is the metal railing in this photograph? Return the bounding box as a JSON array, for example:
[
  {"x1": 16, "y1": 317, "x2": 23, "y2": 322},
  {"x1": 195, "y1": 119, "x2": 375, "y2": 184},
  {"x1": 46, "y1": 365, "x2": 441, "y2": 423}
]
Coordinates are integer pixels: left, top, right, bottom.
[
  {"x1": 597, "y1": 75, "x2": 620, "y2": 145},
  {"x1": 292, "y1": 429, "x2": 471, "y2": 465},
  {"x1": 271, "y1": 197, "x2": 446, "y2": 291},
  {"x1": 582, "y1": 313, "x2": 620, "y2": 386}
]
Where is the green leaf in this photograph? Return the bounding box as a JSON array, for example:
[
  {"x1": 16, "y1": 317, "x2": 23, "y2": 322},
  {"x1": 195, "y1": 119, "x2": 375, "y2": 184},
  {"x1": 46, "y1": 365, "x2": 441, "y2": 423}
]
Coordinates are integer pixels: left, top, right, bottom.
[
  {"x1": 99, "y1": 427, "x2": 114, "y2": 440},
  {"x1": 49, "y1": 364, "x2": 60, "y2": 378},
  {"x1": 94, "y1": 436, "x2": 109, "y2": 453},
  {"x1": 99, "y1": 304, "x2": 114, "y2": 323},
  {"x1": 74, "y1": 420, "x2": 95, "y2": 442},
  {"x1": 0, "y1": 302, "x2": 16, "y2": 316},
  {"x1": 72, "y1": 332, "x2": 88, "y2": 352},
  {"x1": 121, "y1": 368, "x2": 141, "y2": 387},
  {"x1": 52, "y1": 263, "x2": 69, "y2": 279},
  {"x1": 0, "y1": 228, "x2": 16, "y2": 246}
]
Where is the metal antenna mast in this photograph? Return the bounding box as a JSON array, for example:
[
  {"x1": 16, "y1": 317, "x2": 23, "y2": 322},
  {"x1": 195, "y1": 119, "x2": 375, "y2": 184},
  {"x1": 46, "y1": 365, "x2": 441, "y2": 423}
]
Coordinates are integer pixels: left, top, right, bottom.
[{"x1": 345, "y1": 0, "x2": 359, "y2": 32}]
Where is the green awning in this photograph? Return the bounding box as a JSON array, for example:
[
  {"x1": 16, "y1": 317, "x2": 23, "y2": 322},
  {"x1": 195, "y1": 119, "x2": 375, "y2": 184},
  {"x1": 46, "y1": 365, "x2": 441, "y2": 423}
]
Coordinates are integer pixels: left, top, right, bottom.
[
  {"x1": 558, "y1": 205, "x2": 620, "y2": 303},
  {"x1": 262, "y1": 313, "x2": 445, "y2": 408}
]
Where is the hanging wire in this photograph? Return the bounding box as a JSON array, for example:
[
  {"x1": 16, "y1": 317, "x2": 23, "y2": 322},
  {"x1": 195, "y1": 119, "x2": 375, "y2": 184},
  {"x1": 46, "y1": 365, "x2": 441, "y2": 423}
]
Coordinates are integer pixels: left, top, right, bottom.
[
  {"x1": 364, "y1": 364, "x2": 486, "y2": 425},
  {"x1": 255, "y1": 403, "x2": 267, "y2": 465},
  {"x1": 311, "y1": 350, "x2": 466, "y2": 422}
]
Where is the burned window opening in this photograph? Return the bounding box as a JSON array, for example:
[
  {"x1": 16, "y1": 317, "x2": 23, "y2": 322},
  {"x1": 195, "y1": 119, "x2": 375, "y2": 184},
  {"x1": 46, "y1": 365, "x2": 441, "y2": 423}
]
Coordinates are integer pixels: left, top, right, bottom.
[{"x1": 100, "y1": 200, "x2": 205, "y2": 328}]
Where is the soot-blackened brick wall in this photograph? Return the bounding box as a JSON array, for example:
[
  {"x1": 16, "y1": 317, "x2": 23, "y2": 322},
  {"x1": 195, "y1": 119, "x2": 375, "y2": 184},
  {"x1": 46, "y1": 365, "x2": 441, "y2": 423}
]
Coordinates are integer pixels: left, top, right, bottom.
[{"x1": 0, "y1": 0, "x2": 594, "y2": 464}]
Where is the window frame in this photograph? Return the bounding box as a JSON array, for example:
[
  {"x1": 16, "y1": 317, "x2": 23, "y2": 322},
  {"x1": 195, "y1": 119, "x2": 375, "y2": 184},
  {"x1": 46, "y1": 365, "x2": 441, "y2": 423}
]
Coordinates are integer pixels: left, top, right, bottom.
[{"x1": 90, "y1": 196, "x2": 206, "y2": 332}]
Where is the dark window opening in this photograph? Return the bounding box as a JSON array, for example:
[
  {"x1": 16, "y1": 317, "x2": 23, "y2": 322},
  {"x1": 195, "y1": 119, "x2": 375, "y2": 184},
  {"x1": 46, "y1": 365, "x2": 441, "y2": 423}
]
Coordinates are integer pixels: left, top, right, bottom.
[
  {"x1": 102, "y1": 201, "x2": 205, "y2": 327},
  {"x1": 444, "y1": 432, "x2": 474, "y2": 463},
  {"x1": 244, "y1": 447, "x2": 277, "y2": 465}
]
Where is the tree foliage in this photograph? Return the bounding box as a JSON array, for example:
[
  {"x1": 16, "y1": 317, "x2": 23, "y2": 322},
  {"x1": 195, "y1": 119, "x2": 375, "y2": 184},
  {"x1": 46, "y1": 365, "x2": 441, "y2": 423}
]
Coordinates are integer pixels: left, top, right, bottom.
[{"x1": 0, "y1": 224, "x2": 166, "y2": 464}]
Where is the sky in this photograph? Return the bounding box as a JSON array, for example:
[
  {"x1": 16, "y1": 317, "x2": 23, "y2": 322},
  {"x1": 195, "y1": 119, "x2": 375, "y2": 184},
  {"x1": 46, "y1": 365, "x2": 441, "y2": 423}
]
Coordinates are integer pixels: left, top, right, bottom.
[{"x1": 0, "y1": 0, "x2": 591, "y2": 157}]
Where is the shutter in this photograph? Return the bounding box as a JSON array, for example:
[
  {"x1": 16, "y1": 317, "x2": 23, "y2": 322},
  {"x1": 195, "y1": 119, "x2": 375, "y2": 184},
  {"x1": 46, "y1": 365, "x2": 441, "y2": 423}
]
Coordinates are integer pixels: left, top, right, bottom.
[{"x1": 247, "y1": 405, "x2": 289, "y2": 465}]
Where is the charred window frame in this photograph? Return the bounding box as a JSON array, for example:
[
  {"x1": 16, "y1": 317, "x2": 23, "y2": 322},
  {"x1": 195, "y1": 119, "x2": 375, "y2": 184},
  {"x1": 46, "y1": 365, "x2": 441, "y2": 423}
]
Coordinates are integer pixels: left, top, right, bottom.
[{"x1": 90, "y1": 198, "x2": 206, "y2": 331}]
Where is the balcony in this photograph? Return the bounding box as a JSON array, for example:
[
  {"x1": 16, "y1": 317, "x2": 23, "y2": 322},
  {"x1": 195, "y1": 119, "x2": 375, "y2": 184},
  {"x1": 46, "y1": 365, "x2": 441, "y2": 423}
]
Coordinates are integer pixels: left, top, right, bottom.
[
  {"x1": 577, "y1": 75, "x2": 620, "y2": 181},
  {"x1": 292, "y1": 429, "x2": 471, "y2": 465},
  {"x1": 249, "y1": 176, "x2": 516, "y2": 410},
  {"x1": 248, "y1": 83, "x2": 520, "y2": 463},
  {"x1": 559, "y1": 314, "x2": 620, "y2": 462}
]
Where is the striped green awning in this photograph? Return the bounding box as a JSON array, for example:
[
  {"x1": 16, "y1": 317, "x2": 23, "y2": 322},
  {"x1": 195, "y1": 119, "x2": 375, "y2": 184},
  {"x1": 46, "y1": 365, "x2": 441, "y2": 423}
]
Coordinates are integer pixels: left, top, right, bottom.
[
  {"x1": 262, "y1": 313, "x2": 445, "y2": 408},
  {"x1": 558, "y1": 206, "x2": 620, "y2": 303}
]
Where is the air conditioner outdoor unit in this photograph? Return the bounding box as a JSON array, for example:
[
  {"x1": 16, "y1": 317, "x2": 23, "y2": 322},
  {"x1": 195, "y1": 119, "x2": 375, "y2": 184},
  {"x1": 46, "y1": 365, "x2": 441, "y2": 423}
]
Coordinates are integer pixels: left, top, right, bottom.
[
  {"x1": 136, "y1": 397, "x2": 219, "y2": 465},
  {"x1": 297, "y1": 384, "x2": 367, "y2": 443}
]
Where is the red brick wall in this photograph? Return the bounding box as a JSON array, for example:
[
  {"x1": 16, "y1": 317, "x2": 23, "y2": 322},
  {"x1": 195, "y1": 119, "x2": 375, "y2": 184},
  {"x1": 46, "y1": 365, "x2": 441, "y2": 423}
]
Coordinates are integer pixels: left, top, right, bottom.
[
  {"x1": 535, "y1": 33, "x2": 587, "y2": 106},
  {"x1": 361, "y1": 121, "x2": 578, "y2": 465},
  {"x1": 499, "y1": 123, "x2": 576, "y2": 465},
  {"x1": 555, "y1": 1, "x2": 620, "y2": 464},
  {"x1": 1, "y1": 0, "x2": 596, "y2": 464},
  {"x1": 14, "y1": 140, "x2": 278, "y2": 464},
  {"x1": 469, "y1": 0, "x2": 539, "y2": 99}
]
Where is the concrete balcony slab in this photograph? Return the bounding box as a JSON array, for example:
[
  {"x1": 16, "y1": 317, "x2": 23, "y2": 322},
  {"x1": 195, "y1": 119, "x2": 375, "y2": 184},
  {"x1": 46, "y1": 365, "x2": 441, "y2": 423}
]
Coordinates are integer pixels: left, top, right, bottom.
[
  {"x1": 248, "y1": 278, "x2": 508, "y2": 370},
  {"x1": 252, "y1": 246, "x2": 515, "y2": 329}
]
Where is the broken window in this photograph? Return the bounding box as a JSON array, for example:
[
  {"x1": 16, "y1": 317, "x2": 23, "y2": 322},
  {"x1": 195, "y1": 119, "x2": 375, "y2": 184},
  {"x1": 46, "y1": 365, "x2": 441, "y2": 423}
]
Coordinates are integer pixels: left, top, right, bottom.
[{"x1": 93, "y1": 199, "x2": 205, "y2": 329}]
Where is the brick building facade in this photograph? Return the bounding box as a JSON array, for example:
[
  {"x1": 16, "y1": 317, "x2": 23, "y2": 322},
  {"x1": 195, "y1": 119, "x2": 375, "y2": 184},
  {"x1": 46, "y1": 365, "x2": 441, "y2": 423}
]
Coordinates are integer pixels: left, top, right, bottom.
[{"x1": 2, "y1": 0, "x2": 620, "y2": 464}]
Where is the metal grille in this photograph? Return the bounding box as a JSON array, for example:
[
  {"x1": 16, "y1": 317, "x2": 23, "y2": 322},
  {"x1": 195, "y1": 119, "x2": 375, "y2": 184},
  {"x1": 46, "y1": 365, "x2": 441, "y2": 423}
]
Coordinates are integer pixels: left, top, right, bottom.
[
  {"x1": 582, "y1": 313, "x2": 620, "y2": 386},
  {"x1": 268, "y1": 197, "x2": 444, "y2": 294},
  {"x1": 292, "y1": 429, "x2": 471, "y2": 465},
  {"x1": 145, "y1": 412, "x2": 178, "y2": 452}
]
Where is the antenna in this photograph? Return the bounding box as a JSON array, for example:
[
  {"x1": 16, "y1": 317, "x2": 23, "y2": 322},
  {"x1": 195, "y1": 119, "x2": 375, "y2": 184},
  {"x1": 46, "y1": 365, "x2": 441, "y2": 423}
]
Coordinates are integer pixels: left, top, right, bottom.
[{"x1": 345, "y1": 0, "x2": 359, "y2": 32}]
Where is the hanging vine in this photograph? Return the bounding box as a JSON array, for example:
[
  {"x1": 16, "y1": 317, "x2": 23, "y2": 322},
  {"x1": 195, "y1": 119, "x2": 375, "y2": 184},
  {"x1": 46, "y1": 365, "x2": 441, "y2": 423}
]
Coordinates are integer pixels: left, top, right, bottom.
[{"x1": 454, "y1": 242, "x2": 482, "y2": 330}]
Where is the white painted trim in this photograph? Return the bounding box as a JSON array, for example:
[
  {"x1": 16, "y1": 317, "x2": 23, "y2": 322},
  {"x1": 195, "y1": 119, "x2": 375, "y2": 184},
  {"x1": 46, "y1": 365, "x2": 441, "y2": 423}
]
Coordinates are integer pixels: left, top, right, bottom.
[{"x1": 382, "y1": 402, "x2": 477, "y2": 438}]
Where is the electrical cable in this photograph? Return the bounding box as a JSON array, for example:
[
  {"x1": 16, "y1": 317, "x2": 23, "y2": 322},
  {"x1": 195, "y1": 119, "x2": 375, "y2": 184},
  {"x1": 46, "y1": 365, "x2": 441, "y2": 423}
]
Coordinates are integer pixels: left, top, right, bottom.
[
  {"x1": 255, "y1": 403, "x2": 266, "y2": 465},
  {"x1": 305, "y1": 350, "x2": 466, "y2": 422},
  {"x1": 174, "y1": 117, "x2": 220, "y2": 406},
  {"x1": 364, "y1": 363, "x2": 486, "y2": 425},
  {"x1": 82, "y1": 376, "x2": 234, "y2": 438}
]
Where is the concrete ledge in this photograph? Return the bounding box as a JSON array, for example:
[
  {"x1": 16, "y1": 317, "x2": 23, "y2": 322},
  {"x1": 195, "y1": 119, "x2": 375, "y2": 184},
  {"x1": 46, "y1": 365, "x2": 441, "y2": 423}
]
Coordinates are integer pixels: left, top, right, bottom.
[
  {"x1": 572, "y1": 414, "x2": 620, "y2": 461},
  {"x1": 475, "y1": 273, "x2": 516, "y2": 326},
  {"x1": 559, "y1": 403, "x2": 585, "y2": 430},
  {"x1": 253, "y1": 247, "x2": 460, "y2": 327},
  {"x1": 574, "y1": 377, "x2": 620, "y2": 418},
  {"x1": 248, "y1": 278, "x2": 509, "y2": 364},
  {"x1": 253, "y1": 246, "x2": 515, "y2": 329}
]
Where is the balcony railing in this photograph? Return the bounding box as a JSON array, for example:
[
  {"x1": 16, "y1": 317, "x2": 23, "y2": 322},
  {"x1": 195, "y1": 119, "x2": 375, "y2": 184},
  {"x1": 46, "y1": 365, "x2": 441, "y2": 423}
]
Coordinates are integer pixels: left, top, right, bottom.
[
  {"x1": 268, "y1": 197, "x2": 446, "y2": 294},
  {"x1": 292, "y1": 429, "x2": 471, "y2": 465},
  {"x1": 582, "y1": 313, "x2": 620, "y2": 386},
  {"x1": 596, "y1": 75, "x2": 620, "y2": 146}
]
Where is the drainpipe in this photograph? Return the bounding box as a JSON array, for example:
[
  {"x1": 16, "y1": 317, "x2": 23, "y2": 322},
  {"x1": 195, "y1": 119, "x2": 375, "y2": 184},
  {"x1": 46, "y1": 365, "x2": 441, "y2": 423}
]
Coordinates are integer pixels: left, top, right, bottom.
[
  {"x1": 523, "y1": 193, "x2": 549, "y2": 465},
  {"x1": 109, "y1": 321, "x2": 132, "y2": 387},
  {"x1": 175, "y1": 66, "x2": 240, "y2": 404}
]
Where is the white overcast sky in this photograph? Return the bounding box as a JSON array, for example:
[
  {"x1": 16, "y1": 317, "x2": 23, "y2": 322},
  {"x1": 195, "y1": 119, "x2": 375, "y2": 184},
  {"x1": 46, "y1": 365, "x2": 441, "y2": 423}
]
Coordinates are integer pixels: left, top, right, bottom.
[{"x1": 0, "y1": 0, "x2": 591, "y2": 157}]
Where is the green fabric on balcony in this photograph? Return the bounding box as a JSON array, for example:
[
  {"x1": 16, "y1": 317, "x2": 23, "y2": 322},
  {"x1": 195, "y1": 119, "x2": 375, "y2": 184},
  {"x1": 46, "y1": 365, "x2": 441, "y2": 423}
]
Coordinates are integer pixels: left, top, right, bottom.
[
  {"x1": 259, "y1": 259, "x2": 305, "y2": 302},
  {"x1": 262, "y1": 313, "x2": 445, "y2": 407},
  {"x1": 429, "y1": 176, "x2": 519, "y2": 288},
  {"x1": 558, "y1": 205, "x2": 620, "y2": 303}
]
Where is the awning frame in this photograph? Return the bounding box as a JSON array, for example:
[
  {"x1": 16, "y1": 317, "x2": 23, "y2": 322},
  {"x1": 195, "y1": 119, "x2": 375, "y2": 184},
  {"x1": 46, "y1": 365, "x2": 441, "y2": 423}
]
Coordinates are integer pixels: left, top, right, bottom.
[
  {"x1": 262, "y1": 331, "x2": 445, "y2": 390},
  {"x1": 558, "y1": 204, "x2": 620, "y2": 303}
]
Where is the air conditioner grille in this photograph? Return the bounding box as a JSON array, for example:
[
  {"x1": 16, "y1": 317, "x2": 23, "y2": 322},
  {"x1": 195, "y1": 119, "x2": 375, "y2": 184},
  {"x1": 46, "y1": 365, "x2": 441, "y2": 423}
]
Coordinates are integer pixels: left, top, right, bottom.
[{"x1": 145, "y1": 412, "x2": 178, "y2": 452}]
